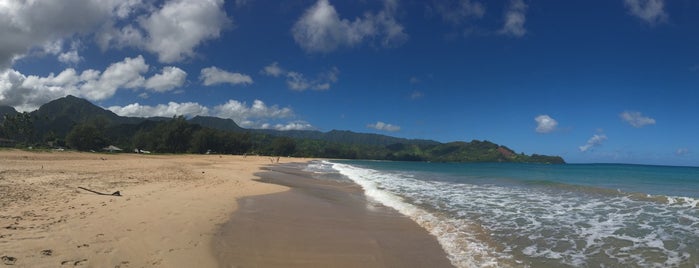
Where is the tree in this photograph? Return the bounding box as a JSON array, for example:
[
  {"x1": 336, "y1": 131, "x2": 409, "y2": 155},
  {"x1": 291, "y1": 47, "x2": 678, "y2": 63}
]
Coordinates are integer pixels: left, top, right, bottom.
[
  {"x1": 272, "y1": 137, "x2": 296, "y2": 156},
  {"x1": 66, "y1": 123, "x2": 107, "y2": 151}
]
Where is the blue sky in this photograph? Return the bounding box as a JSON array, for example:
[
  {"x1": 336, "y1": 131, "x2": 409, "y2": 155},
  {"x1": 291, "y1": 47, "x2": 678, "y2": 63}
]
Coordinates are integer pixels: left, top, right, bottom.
[{"x1": 1, "y1": 0, "x2": 698, "y2": 166}]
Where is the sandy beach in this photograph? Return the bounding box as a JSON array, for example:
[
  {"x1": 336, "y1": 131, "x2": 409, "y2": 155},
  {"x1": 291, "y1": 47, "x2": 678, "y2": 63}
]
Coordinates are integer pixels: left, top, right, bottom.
[
  {"x1": 0, "y1": 150, "x2": 452, "y2": 267},
  {"x1": 0, "y1": 150, "x2": 287, "y2": 267}
]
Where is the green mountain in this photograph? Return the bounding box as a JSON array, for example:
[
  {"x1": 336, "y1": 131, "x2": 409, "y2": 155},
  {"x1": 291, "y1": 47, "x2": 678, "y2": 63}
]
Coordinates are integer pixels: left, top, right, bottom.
[
  {"x1": 0, "y1": 106, "x2": 18, "y2": 123},
  {"x1": 1, "y1": 96, "x2": 565, "y2": 164}
]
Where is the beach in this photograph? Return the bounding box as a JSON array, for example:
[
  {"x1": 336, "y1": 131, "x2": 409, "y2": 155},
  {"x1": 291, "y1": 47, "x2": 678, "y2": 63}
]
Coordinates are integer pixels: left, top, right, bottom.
[{"x1": 0, "y1": 150, "x2": 451, "y2": 267}]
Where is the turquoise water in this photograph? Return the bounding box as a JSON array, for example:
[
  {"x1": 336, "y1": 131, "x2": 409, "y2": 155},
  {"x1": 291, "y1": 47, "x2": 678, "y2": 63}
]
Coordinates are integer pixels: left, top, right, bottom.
[{"x1": 305, "y1": 161, "x2": 699, "y2": 267}]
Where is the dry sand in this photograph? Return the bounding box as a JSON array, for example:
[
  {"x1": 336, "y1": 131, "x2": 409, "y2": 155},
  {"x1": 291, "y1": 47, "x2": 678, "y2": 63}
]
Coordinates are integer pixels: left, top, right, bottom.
[{"x1": 0, "y1": 150, "x2": 288, "y2": 267}]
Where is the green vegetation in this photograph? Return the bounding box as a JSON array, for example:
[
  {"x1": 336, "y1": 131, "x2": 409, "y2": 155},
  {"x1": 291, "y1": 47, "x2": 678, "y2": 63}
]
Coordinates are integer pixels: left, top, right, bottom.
[{"x1": 0, "y1": 96, "x2": 565, "y2": 164}]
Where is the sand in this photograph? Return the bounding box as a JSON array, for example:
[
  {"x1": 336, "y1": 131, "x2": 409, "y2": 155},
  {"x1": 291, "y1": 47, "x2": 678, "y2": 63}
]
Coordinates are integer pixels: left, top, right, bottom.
[
  {"x1": 0, "y1": 150, "x2": 452, "y2": 267},
  {"x1": 0, "y1": 150, "x2": 288, "y2": 267},
  {"x1": 215, "y1": 165, "x2": 453, "y2": 267}
]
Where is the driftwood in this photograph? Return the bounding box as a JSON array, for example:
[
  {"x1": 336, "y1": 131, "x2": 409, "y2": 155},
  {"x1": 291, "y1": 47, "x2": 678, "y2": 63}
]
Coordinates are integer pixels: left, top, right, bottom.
[{"x1": 78, "y1": 187, "x2": 122, "y2": 197}]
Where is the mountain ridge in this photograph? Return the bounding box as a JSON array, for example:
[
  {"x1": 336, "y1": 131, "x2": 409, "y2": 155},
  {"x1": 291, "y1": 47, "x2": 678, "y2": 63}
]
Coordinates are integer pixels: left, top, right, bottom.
[{"x1": 0, "y1": 96, "x2": 565, "y2": 164}]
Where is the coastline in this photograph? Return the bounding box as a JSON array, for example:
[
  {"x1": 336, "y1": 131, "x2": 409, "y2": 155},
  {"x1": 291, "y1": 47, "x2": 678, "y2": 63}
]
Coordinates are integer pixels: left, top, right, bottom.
[
  {"x1": 0, "y1": 150, "x2": 289, "y2": 267},
  {"x1": 214, "y1": 163, "x2": 453, "y2": 267}
]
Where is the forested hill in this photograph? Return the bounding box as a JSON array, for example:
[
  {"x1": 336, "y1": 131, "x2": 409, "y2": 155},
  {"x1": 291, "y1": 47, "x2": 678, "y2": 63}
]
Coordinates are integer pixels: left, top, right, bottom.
[{"x1": 0, "y1": 96, "x2": 565, "y2": 164}]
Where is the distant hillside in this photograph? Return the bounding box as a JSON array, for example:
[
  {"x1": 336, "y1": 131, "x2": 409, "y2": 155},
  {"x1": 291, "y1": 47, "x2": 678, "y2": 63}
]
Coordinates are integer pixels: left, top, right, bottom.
[
  {"x1": 0, "y1": 96, "x2": 565, "y2": 164},
  {"x1": 0, "y1": 106, "x2": 18, "y2": 123}
]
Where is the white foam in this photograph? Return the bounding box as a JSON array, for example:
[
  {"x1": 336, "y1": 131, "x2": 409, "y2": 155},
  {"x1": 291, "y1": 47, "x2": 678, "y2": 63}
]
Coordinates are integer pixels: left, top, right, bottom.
[
  {"x1": 327, "y1": 161, "x2": 699, "y2": 267},
  {"x1": 329, "y1": 161, "x2": 505, "y2": 268}
]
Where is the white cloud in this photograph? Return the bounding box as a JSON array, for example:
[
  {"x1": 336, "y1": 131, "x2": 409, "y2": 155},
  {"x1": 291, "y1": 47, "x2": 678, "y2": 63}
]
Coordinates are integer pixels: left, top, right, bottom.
[
  {"x1": 108, "y1": 102, "x2": 209, "y2": 118},
  {"x1": 107, "y1": 98, "x2": 310, "y2": 130},
  {"x1": 432, "y1": 0, "x2": 485, "y2": 25},
  {"x1": 261, "y1": 62, "x2": 285, "y2": 77},
  {"x1": 534, "y1": 114, "x2": 557, "y2": 133},
  {"x1": 137, "y1": 0, "x2": 232, "y2": 63},
  {"x1": 579, "y1": 134, "x2": 607, "y2": 152},
  {"x1": 271, "y1": 121, "x2": 315, "y2": 131},
  {"x1": 291, "y1": 0, "x2": 407, "y2": 53},
  {"x1": 620, "y1": 111, "x2": 656, "y2": 128},
  {"x1": 0, "y1": 0, "x2": 113, "y2": 68},
  {"x1": 145, "y1": 66, "x2": 187, "y2": 92},
  {"x1": 367, "y1": 121, "x2": 401, "y2": 132},
  {"x1": 80, "y1": 55, "x2": 148, "y2": 100},
  {"x1": 200, "y1": 67, "x2": 253, "y2": 86},
  {"x1": 499, "y1": 0, "x2": 527, "y2": 37},
  {"x1": 286, "y1": 67, "x2": 339, "y2": 91},
  {"x1": 0, "y1": 55, "x2": 191, "y2": 111},
  {"x1": 213, "y1": 99, "x2": 294, "y2": 125},
  {"x1": 0, "y1": 0, "x2": 231, "y2": 68},
  {"x1": 624, "y1": 0, "x2": 667, "y2": 25}
]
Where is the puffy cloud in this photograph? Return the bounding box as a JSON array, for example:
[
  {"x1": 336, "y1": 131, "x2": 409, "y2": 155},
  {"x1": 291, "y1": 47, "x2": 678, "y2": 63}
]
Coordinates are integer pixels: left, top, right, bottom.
[
  {"x1": 432, "y1": 0, "x2": 485, "y2": 25},
  {"x1": 291, "y1": 0, "x2": 407, "y2": 53},
  {"x1": 212, "y1": 99, "x2": 294, "y2": 126},
  {"x1": 200, "y1": 67, "x2": 253, "y2": 86},
  {"x1": 145, "y1": 66, "x2": 187, "y2": 92},
  {"x1": 579, "y1": 134, "x2": 607, "y2": 152},
  {"x1": 620, "y1": 111, "x2": 656, "y2": 128},
  {"x1": 108, "y1": 102, "x2": 209, "y2": 118},
  {"x1": 0, "y1": 0, "x2": 231, "y2": 68},
  {"x1": 80, "y1": 55, "x2": 148, "y2": 100},
  {"x1": 0, "y1": 55, "x2": 190, "y2": 111},
  {"x1": 0, "y1": 0, "x2": 113, "y2": 68},
  {"x1": 367, "y1": 121, "x2": 401, "y2": 132},
  {"x1": 108, "y1": 98, "x2": 310, "y2": 130},
  {"x1": 261, "y1": 62, "x2": 285, "y2": 77},
  {"x1": 499, "y1": 0, "x2": 527, "y2": 37},
  {"x1": 534, "y1": 114, "x2": 557, "y2": 133},
  {"x1": 624, "y1": 0, "x2": 667, "y2": 25},
  {"x1": 137, "y1": 0, "x2": 232, "y2": 63}
]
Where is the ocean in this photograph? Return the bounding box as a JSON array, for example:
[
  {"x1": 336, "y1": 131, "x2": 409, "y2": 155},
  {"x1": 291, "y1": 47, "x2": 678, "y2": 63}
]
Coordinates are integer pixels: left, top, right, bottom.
[{"x1": 303, "y1": 160, "x2": 699, "y2": 268}]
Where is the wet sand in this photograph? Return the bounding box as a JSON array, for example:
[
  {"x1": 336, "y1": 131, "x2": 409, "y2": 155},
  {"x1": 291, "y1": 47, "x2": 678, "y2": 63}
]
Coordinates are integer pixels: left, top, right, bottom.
[{"x1": 214, "y1": 164, "x2": 454, "y2": 267}]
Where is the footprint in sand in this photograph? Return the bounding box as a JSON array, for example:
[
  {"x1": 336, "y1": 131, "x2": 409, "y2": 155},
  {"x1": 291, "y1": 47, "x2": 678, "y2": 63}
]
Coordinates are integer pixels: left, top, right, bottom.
[
  {"x1": 77, "y1": 243, "x2": 89, "y2": 248},
  {"x1": 60, "y1": 258, "x2": 87, "y2": 266},
  {"x1": 40, "y1": 249, "x2": 53, "y2": 256},
  {"x1": 1, "y1": 256, "x2": 17, "y2": 265}
]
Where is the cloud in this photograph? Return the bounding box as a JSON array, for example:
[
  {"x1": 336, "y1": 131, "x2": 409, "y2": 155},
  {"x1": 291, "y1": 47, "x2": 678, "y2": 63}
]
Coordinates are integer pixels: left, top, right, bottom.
[
  {"x1": 620, "y1": 111, "x2": 656, "y2": 128},
  {"x1": 624, "y1": 0, "x2": 667, "y2": 25},
  {"x1": 136, "y1": 0, "x2": 232, "y2": 63},
  {"x1": 261, "y1": 62, "x2": 285, "y2": 77},
  {"x1": 200, "y1": 67, "x2": 253, "y2": 86},
  {"x1": 0, "y1": 0, "x2": 114, "y2": 68},
  {"x1": 144, "y1": 66, "x2": 187, "y2": 92},
  {"x1": 269, "y1": 121, "x2": 315, "y2": 131},
  {"x1": 0, "y1": 0, "x2": 231, "y2": 68},
  {"x1": 213, "y1": 99, "x2": 294, "y2": 125},
  {"x1": 410, "y1": 90, "x2": 424, "y2": 100},
  {"x1": 499, "y1": 0, "x2": 527, "y2": 37},
  {"x1": 107, "y1": 98, "x2": 311, "y2": 130},
  {"x1": 367, "y1": 121, "x2": 401, "y2": 132},
  {"x1": 534, "y1": 114, "x2": 557, "y2": 133},
  {"x1": 675, "y1": 148, "x2": 690, "y2": 156},
  {"x1": 263, "y1": 62, "x2": 339, "y2": 91},
  {"x1": 0, "y1": 55, "x2": 190, "y2": 111},
  {"x1": 579, "y1": 133, "x2": 607, "y2": 152},
  {"x1": 291, "y1": 0, "x2": 407, "y2": 53},
  {"x1": 432, "y1": 0, "x2": 485, "y2": 25},
  {"x1": 108, "y1": 102, "x2": 209, "y2": 118}
]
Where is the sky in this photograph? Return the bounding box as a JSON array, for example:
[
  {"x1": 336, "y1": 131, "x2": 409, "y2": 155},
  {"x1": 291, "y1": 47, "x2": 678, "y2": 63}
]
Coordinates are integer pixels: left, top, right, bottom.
[{"x1": 1, "y1": 0, "x2": 698, "y2": 166}]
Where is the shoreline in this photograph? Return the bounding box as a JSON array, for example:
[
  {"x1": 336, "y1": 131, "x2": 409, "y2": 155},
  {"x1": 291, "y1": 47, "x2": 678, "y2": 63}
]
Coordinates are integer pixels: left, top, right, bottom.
[{"x1": 214, "y1": 163, "x2": 454, "y2": 267}]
